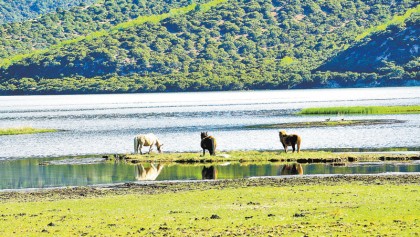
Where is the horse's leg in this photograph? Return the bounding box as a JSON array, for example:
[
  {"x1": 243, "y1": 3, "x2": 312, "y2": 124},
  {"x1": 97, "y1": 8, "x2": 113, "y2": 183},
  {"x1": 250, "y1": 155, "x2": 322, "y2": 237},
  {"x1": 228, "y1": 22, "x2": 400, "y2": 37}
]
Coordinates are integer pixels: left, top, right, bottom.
[
  {"x1": 211, "y1": 139, "x2": 216, "y2": 156},
  {"x1": 292, "y1": 143, "x2": 296, "y2": 153},
  {"x1": 140, "y1": 144, "x2": 143, "y2": 155},
  {"x1": 297, "y1": 138, "x2": 301, "y2": 153},
  {"x1": 203, "y1": 149, "x2": 206, "y2": 156},
  {"x1": 149, "y1": 146, "x2": 153, "y2": 154},
  {"x1": 281, "y1": 142, "x2": 287, "y2": 153}
]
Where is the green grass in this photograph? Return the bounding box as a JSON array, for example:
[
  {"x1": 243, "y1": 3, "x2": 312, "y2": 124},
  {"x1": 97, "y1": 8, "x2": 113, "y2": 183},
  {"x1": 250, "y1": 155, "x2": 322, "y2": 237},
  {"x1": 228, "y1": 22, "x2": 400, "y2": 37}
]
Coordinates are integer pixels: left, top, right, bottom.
[
  {"x1": 124, "y1": 150, "x2": 336, "y2": 163},
  {"x1": 0, "y1": 127, "x2": 58, "y2": 136},
  {"x1": 0, "y1": 178, "x2": 419, "y2": 236},
  {"x1": 299, "y1": 105, "x2": 420, "y2": 115},
  {"x1": 355, "y1": 4, "x2": 420, "y2": 41},
  {"x1": 120, "y1": 149, "x2": 418, "y2": 164}
]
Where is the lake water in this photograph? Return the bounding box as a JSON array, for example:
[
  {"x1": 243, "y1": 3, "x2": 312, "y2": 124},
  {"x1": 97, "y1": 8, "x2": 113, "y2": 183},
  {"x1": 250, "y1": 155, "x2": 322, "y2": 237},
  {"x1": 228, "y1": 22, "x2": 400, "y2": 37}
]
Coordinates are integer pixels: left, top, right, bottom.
[
  {"x1": 1, "y1": 87, "x2": 420, "y2": 190},
  {"x1": 1, "y1": 158, "x2": 419, "y2": 190},
  {"x1": 1, "y1": 87, "x2": 419, "y2": 159}
]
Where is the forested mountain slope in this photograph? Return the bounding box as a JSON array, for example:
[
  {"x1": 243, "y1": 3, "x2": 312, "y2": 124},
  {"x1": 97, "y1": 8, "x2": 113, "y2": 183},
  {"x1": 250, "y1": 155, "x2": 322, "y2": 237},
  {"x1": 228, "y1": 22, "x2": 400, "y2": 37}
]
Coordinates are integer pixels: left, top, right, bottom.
[
  {"x1": 314, "y1": 8, "x2": 419, "y2": 87},
  {"x1": 0, "y1": 0, "x2": 96, "y2": 24},
  {"x1": 0, "y1": 0, "x2": 209, "y2": 58},
  {"x1": 0, "y1": 0, "x2": 418, "y2": 94}
]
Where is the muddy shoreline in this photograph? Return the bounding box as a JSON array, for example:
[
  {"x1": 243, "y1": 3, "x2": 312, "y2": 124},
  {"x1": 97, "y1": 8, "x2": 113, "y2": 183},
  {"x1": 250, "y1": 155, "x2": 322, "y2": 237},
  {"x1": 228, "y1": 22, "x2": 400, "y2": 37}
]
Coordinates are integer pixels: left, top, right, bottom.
[{"x1": 1, "y1": 173, "x2": 419, "y2": 202}]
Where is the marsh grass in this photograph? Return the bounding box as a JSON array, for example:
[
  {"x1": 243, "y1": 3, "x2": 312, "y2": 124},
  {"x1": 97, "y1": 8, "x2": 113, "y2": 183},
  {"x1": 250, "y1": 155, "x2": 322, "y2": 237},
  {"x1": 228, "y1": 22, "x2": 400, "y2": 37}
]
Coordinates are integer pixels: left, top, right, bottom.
[
  {"x1": 0, "y1": 127, "x2": 58, "y2": 136},
  {"x1": 122, "y1": 150, "x2": 416, "y2": 164},
  {"x1": 124, "y1": 150, "x2": 335, "y2": 163},
  {"x1": 299, "y1": 105, "x2": 420, "y2": 115},
  {"x1": 0, "y1": 180, "x2": 418, "y2": 236}
]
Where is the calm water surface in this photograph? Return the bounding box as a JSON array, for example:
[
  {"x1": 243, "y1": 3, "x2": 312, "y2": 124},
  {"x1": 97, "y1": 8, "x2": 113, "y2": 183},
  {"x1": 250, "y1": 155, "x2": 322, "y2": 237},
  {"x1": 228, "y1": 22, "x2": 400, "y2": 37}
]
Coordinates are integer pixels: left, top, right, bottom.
[
  {"x1": 1, "y1": 87, "x2": 419, "y2": 159},
  {"x1": 1, "y1": 158, "x2": 419, "y2": 190}
]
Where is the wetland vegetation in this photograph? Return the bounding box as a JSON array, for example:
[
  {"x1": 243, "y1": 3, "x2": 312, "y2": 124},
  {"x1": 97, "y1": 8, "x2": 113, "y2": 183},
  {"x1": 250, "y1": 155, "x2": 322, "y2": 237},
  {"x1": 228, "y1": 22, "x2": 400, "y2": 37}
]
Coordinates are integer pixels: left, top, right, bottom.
[
  {"x1": 299, "y1": 105, "x2": 420, "y2": 115},
  {"x1": 118, "y1": 149, "x2": 420, "y2": 164},
  {"x1": 0, "y1": 127, "x2": 58, "y2": 136}
]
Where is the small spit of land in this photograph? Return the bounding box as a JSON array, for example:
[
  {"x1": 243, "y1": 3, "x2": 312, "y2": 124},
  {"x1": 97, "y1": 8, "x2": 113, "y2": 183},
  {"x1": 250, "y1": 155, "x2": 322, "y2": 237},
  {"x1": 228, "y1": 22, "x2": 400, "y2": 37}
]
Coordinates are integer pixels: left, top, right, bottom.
[
  {"x1": 117, "y1": 149, "x2": 419, "y2": 164},
  {"x1": 0, "y1": 174, "x2": 419, "y2": 236},
  {"x1": 299, "y1": 105, "x2": 420, "y2": 115},
  {"x1": 0, "y1": 127, "x2": 58, "y2": 136},
  {"x1": 246, "y1": 119, "x2": 403, "y2": 129}
]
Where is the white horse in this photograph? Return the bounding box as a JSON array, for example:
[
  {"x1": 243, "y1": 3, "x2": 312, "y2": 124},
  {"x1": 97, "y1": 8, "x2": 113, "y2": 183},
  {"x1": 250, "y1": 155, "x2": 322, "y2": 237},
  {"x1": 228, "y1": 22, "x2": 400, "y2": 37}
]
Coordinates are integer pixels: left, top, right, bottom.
[
  {"x1": 134, "y1": 133, "x2": 163, "y2": 154},
  {"x1": 136, "y1": 163, "x2": 164, "y2": 181}
]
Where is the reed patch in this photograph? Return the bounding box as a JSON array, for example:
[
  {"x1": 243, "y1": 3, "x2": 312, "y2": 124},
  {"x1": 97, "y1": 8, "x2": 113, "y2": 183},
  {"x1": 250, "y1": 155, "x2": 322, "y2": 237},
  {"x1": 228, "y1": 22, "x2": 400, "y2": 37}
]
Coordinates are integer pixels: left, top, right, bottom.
[
  {"x1": 299, "y1": 105, "x2": 420, "y2": 115},
  {"x1": 0, "y1": 127, "x2": 58, "y2": 136}
]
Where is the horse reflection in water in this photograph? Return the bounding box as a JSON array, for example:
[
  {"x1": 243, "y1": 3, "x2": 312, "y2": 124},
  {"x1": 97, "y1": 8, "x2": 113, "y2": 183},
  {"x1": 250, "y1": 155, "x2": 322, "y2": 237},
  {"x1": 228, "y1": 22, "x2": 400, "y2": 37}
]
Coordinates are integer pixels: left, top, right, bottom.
[
  {"x1": 280, "y1": 163, "x2": 303, "y2": 175},
  {"x1": 202, "y1": 166, "x2": 218, "y2": 180},
  {"x1": 136, "y1": 163, "x2": 164, "y2": 181}
]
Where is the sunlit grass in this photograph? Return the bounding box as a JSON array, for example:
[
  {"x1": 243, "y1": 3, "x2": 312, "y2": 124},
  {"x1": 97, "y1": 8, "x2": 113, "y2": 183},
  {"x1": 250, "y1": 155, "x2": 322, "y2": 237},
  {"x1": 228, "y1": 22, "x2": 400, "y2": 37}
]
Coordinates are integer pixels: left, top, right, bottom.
[
  {"x1": 0, "y1": 127, "x2": 58, "y2": 135},
  {"x1": 0, "y1": 183, "x2": 418, "y2": 236},
  {"x1": 124, "y1": 150, "x2": 335, "y2": 163},
  {"x1": 122, "y1": 149, "x2": 416, "y2": 164},
  {"x1": 299, "y1": 105, "x2": 420, "y2": 115}
]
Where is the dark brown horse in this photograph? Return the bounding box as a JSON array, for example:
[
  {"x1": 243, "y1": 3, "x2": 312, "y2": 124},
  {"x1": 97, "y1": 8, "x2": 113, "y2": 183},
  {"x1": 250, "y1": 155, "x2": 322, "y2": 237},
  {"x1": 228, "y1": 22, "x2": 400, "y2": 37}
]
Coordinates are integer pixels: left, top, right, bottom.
[
  {"x1": 200, "y1": 132, "x2": 217, "y2": 156},
  {"x1": 279, "y1": 130, "x2": 301, "y2": 153}
]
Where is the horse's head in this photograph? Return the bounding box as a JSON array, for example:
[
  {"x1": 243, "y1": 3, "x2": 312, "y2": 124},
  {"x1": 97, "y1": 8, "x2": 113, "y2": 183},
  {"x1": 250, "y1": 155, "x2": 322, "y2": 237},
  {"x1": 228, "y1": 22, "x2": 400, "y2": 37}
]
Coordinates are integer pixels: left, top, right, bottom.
[
  {"x1": 157, "y1": 143, "x2": 163, "y2": 153},
  {"x1": 201, "y1": 132, "x2": 208, "y2": 139},
  {"x1": 279, "y1": 130, "x2": 287, "y2": 138}
]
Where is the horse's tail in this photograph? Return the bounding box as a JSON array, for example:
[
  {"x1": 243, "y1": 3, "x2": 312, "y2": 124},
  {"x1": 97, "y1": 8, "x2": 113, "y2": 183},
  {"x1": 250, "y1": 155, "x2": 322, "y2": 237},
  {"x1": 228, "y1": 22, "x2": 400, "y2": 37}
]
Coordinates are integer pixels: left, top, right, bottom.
[
  {"x1": 296, "y1": 136, "x2": 301, "y2": 153},
  {"x1": 134, "y1": 136, "x2": 138, "y2": 153},
  {"x1": 210, "y1": 137, "x2": 216, "y2": 156}
]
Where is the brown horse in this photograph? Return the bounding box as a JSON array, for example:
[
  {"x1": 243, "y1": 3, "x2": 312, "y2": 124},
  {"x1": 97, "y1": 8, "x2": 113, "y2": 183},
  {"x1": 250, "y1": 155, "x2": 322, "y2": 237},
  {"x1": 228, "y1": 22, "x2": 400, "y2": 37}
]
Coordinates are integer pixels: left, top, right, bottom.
[
  {"x1": 200, "y1": 132, "x2": 217, "y2": 156},
  {"x1": 280, "y1": 163, "x2": 303, "y2": 175},
  {"x1": 201, "y1": 166, "x2": 218, "y2": 179},
  {"x1": 279, "y1": 130, "x2": 301, "y2": 153}
]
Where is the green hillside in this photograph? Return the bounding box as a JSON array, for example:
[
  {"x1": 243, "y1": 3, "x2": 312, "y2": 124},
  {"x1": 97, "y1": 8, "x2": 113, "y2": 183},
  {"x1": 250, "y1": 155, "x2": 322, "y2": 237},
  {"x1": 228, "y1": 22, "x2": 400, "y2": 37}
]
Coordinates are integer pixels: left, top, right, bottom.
[
  {"x1": 315, "y1": 5, "x2": 419, "y2": 87},
  {"x1": 0, "y1": 0, "x2": 96, "y2": 24},
  {"x1": 0, "y1": 0, "x2": 209, "y2": 59},
  {"x1": 0, "y1": 0, "x2": 418, "y2": 94}
]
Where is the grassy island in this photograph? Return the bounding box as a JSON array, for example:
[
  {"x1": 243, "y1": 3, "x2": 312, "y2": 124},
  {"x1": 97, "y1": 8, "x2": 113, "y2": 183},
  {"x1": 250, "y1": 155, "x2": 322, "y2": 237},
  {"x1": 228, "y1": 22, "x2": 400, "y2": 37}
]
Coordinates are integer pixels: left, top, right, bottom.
[
  {"x1": 246, "y1": 119, "x2": 403, "y2": 129},
  {"x1": 299, "y1": 105, "x2": 420, "y2": 115},
  {"x1": 0, "y1": 127, "x2": 58, "y2": 136},
  {"x1": 116, "y1": 150, "x2": 419, "y2": 164}
]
